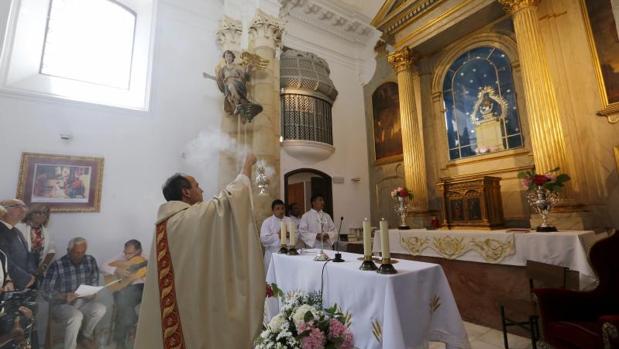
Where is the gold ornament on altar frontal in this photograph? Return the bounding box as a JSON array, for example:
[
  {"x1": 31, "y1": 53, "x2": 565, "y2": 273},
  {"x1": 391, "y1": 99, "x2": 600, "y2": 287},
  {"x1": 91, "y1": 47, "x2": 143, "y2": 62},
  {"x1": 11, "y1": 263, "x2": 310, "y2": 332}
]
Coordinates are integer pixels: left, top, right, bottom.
[
  {"x1": 388, "y1": 47, "x2": 415, "y2": 73},
  {"x1": 498, "y1": 0, "x2": 541, "y2": 14}
]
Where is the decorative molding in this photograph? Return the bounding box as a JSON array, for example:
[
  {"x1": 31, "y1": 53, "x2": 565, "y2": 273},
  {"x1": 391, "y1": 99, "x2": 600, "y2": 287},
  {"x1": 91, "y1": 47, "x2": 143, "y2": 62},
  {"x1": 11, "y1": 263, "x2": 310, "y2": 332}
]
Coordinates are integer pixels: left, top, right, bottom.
[
  {"x1": 280, "y1": 0, "x2": 380, "y2": 45},
  {"x1": 497, "y1": 0, "x2": 541, "y2": 15},
  {"x1": 249, "y1": 9, "x2": 284, "y2": 49},
  {"x1": 216, "y1": 16, "x2": 242, "y2": 51},
  {"x1": 387, "y1": 47, "x2": 415, "y2": 73},
  {"x1": 373, "y1": 0, "x2": 445, "y2": 37}
]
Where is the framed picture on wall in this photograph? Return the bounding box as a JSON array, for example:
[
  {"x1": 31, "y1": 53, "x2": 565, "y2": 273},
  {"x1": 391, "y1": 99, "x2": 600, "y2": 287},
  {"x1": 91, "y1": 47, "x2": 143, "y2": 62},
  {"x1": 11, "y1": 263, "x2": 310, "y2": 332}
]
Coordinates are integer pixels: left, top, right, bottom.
[
  {"x1": 580, "y1": 0, "x2": 619, "y2": 120},
  {"x1": 372, "y1": 82, "x2": 404, "y2": 164},
  {"x1": 16, "y1": 153, "x2": 104, "y2": 212}
]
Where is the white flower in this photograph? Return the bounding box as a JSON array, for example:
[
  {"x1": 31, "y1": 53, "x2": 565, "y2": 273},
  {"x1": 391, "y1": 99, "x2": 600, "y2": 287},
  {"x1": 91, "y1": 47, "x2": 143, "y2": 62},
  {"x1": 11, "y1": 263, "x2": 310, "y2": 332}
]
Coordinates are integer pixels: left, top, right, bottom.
[
  {"x1": 268, "y1": 314, "x2": 286, "y2": 332},
  {"x1": 292, "y1": 304, "x2": 319, "y2": 328}
]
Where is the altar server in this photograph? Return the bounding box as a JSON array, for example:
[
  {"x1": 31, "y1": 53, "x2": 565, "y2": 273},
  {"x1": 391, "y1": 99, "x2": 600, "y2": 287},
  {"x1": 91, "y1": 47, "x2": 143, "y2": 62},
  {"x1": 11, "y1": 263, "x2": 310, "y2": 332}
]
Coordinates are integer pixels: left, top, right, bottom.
[
  {"x1": 299, "y1": 194, "x2": 336, "y2": 249},
  {"x1": 260, "y1": 200, "x2": 292, "y2": 270}
]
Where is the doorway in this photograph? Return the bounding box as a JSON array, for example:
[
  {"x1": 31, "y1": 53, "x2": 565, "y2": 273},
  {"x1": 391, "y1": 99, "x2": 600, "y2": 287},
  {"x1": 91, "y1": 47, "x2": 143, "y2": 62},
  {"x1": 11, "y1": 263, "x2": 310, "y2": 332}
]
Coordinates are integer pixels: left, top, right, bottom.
[{"x1": 284, "y1": 169, "x2": 333, "y2": 218}]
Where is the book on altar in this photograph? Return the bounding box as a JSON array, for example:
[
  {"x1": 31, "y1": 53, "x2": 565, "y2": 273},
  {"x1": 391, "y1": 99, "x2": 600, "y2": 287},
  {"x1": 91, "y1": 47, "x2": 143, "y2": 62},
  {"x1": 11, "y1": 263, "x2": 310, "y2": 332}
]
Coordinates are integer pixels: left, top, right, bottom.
[{"x1": 74, "y1": 285, "x2": 104, "y2": 298}]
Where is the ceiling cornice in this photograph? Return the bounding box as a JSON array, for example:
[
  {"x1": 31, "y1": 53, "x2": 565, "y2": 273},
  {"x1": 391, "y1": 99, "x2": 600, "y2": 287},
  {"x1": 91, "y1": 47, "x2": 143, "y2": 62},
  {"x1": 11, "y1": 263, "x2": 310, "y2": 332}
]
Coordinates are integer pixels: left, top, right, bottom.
[{"x1": 280, "y1": 0, "x2": 380, "y2": 44}]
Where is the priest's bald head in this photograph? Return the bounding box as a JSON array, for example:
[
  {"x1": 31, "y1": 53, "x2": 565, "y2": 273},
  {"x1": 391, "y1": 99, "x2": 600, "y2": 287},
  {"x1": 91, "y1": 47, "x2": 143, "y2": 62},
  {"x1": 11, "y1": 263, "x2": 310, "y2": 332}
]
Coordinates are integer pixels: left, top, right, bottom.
[{"x1": 162, "y1": 174, "x2": 204, "y2": 204}]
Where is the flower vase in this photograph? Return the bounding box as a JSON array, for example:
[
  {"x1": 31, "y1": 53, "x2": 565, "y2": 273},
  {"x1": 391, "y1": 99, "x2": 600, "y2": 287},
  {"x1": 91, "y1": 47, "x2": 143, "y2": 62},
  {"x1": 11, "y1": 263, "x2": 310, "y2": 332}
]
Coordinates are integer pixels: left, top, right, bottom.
[
  {"x1": 527, "y1": 186, "x2": 559, "y2": 232},
  {"x1": 395, "y1": 196, "x2": 410, "y2": 230}
]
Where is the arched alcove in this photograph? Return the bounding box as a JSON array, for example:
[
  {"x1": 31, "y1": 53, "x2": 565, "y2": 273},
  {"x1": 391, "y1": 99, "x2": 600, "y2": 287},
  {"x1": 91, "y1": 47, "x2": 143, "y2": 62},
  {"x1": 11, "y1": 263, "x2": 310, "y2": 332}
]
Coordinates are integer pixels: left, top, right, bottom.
[{"x1": 284, "y1": 168, "x2": 333, "y2": 218}]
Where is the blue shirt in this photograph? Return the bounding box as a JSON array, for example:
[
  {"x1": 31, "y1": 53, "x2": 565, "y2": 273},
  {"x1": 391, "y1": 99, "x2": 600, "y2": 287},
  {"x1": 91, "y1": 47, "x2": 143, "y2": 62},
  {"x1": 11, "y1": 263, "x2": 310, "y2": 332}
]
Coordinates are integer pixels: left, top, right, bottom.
[{"x1": 43, "y1": 254, "x2": 99, "y2": 300}]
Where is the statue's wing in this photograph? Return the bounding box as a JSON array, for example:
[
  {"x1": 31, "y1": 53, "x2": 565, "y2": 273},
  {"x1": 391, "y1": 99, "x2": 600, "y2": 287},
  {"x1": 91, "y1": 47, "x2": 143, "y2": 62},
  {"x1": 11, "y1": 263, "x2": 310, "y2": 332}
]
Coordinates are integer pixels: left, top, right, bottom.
[{"x1": 240, "y1": 51, "x2": 269, "y2": 70}]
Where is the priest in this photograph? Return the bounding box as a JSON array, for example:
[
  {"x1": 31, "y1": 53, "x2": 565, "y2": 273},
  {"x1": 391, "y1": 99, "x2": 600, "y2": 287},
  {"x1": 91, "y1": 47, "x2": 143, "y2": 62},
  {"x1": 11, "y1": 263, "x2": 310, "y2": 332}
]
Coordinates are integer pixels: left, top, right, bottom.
[
  {"x1": 298, "y1": 194, "x2": 337, "y2": 249},
  {"x1": 134, "y1": 153, "x2": 264, "y2": 349}
]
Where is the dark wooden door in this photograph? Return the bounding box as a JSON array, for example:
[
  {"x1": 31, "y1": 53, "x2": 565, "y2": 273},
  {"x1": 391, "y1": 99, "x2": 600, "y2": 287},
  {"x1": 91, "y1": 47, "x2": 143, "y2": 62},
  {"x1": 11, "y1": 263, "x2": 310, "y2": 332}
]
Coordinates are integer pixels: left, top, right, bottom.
[{"x1": 286, "y1": 182, "x2": 305, "y2": 213}]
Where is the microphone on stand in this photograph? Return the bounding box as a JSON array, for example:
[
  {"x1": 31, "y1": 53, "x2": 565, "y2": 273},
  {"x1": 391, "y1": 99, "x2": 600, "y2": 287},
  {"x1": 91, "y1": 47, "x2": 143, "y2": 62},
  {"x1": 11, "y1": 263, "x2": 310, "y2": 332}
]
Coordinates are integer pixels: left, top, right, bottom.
[{"x1": 333, "y1": 216, "x2": 345, "y2": 262}]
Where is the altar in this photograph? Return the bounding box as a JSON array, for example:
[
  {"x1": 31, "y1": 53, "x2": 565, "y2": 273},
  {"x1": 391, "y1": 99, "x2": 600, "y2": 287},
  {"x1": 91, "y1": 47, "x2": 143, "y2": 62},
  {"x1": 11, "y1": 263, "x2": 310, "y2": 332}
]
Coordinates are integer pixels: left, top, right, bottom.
[
  {"x1": 371, "y1": 229, "x2": 606, "y2": 333},
  {"x1": 266, "y1": 250, "x2": 470, "y2": 349}
]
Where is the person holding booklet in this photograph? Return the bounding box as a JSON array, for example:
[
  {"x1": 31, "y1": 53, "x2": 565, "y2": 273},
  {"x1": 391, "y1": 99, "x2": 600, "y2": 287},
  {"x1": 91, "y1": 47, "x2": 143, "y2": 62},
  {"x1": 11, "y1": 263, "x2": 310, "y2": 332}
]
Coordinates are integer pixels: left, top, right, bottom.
[{"x1": 42, "y1": 237, "x2": 106, "y2": 349}]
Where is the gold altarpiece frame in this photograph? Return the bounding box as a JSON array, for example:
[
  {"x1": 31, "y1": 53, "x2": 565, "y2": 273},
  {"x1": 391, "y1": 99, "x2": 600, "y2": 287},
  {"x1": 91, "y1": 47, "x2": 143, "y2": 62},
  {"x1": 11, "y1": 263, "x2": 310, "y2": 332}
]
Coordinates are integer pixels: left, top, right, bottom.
[{"x1": 579, "y1": 0, "x2": 619, "y2": 123}]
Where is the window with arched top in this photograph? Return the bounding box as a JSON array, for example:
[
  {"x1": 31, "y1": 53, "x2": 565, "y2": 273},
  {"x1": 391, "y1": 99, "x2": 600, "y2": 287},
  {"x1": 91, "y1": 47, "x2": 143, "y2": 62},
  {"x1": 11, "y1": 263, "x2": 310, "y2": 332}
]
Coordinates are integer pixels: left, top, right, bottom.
[{"x1": 442, "y1": 46, "x2": 523, "y2": 160}]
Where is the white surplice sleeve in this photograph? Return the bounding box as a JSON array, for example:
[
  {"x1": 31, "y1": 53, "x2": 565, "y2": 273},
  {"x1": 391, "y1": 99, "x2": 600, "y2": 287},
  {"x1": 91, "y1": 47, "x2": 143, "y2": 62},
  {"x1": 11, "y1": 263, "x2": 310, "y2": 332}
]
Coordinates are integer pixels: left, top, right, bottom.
[
  {"x1": 260, "y1": 217, "x2": 280, "y2": 248},
  {"x1": 298, "y1": 212, "x2": 317, "y2": 248}
]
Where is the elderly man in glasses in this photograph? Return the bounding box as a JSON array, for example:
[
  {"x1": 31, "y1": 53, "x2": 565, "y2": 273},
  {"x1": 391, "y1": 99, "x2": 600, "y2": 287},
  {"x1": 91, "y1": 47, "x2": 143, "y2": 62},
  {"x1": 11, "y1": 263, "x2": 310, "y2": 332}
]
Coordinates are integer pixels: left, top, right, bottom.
[{"x1": 0, "y1": 199, "x2": 37, "y2": 290}]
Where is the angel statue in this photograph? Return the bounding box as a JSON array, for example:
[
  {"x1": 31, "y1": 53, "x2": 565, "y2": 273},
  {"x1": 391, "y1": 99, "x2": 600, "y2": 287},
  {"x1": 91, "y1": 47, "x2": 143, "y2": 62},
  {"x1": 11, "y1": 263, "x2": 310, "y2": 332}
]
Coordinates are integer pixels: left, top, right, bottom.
[{"x1": 204, "y1": 50, "x2": 267, "y2": 123}]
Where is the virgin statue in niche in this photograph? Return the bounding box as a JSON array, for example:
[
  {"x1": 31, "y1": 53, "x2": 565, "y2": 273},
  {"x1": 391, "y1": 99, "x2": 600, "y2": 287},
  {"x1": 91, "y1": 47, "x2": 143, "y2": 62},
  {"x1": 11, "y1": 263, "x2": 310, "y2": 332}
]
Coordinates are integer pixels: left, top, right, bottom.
[{"x1": 212, "y1": 50, "x2": 265, "y2": 123}]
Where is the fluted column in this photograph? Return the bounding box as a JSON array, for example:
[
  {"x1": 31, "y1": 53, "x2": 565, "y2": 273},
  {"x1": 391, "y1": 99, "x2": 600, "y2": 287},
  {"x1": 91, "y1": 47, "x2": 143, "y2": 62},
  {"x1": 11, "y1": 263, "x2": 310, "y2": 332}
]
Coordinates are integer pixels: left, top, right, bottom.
[
  {"x1": 388, "y1": 47, "x2": 428, "y2": 211},
  {"x1": 498, "y1": 0, "x2": 569, "y2": 175},
  {"x1": 248, "y1": 10, "x2": 283, "y2": 222}
]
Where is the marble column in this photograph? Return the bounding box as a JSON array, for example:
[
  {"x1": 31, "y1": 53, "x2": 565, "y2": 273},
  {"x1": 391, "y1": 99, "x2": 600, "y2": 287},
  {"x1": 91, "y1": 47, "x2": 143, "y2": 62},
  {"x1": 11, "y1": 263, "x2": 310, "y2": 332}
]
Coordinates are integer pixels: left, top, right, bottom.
[
  {"x1": 388, "y1": 47, "x2": 429, "y2": 213},
  {"x1": 248, "y1": 10, "x2": 283, "y2": 222},
  {"x1": 498, "y1": 0, "x2": 569, "y2": 176}
]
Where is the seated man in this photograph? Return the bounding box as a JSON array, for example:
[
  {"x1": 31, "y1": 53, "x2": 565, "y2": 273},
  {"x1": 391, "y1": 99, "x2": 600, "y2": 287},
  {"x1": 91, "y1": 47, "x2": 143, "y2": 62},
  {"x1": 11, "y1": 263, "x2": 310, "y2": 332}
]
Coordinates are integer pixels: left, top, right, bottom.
[
  {"x1": 43, "y1": 237, "x2": 105, "y2": 349},
  {"x1": 260, "y1": 200, "x2": 292, "y2": 270},
  {"x1": 101, "y1": 239, "x2": 145, "y2": 349},
  {"x1": 0, "y1": 199, "x2": 37, "y2": 290},
  {"x1": 299, "y1": 194, "x2": 336, "y2": 249}
]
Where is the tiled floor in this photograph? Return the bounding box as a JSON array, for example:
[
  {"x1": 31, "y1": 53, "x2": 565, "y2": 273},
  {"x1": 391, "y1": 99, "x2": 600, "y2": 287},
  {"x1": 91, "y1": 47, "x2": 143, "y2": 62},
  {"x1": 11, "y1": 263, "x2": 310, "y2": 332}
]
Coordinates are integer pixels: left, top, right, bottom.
[{"x1": 429, "y1": 321, "x2": 533, "y2": 349}]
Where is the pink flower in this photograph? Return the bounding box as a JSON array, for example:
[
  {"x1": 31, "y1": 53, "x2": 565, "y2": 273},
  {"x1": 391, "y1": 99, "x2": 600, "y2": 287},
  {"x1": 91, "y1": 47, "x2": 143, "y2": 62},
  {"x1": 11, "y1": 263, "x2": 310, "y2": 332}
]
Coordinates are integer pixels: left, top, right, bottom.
[
  {"x1": 521, "y1": 178, "x2": 532, "y2": 190},
  {"x1": 300, "y1": 325, "x2": 326, "y2": 349},
  {"x1": 328, "y1": 319, "x2": 353, "y2": 349}
]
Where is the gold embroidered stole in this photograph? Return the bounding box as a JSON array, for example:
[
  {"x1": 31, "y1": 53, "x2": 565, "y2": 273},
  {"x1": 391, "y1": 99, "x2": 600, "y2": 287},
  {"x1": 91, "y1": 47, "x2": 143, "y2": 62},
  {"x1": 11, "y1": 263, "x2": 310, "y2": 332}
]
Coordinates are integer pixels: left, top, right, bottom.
[{"x1": 155, "y1": 220, "x2": 186, "y2": 349}]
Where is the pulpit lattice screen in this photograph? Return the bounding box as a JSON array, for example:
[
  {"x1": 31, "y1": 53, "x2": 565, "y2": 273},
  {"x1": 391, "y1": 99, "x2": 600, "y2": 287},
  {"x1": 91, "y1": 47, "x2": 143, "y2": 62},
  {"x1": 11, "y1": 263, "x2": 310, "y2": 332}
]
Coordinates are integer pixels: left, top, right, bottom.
[{"x1": 281, "y1": 93, "x2": 333, "y2": 145}]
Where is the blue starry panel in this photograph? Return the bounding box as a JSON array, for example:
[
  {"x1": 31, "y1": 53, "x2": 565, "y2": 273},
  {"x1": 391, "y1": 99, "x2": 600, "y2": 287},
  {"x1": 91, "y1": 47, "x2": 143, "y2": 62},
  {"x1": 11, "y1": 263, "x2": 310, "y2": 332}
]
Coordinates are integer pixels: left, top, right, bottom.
[{"x1": 442, "y1": 46, "x2": 523, "y2": 160}]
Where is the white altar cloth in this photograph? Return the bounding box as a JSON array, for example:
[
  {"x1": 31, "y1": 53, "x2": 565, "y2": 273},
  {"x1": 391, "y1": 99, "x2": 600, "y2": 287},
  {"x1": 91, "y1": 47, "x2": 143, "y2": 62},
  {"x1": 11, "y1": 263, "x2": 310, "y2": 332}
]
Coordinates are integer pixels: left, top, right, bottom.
[
  {"x1": 266, "y1": 250, "x2": 470, "y2": 349},
  {"x1": 373, "y1": 229, "x2": 604, "y2": 289}
]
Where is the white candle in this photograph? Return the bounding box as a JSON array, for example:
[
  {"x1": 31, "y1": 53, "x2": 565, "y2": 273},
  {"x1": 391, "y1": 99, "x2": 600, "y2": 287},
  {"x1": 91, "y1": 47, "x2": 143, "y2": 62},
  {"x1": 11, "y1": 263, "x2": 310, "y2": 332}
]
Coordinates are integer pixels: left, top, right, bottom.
[
  {"x1": 362, "y1": 218, "x2": 371, "y2": 258},
  {"x1": 380, "y1": 218, "x2": 390, "y2": 260},
  {"x1": 289, "y1": 221, "x2": 297, "y2": 247},
  {"x1": 280, "y1": 221, "x2": 287, "y2": 247}
]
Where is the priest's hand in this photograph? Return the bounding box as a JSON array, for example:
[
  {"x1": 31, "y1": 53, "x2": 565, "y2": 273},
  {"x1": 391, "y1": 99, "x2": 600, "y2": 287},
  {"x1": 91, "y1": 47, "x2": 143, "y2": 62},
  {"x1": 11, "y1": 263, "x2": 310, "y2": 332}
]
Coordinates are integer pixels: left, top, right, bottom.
[{"x1": 241, "y1": 153, "x2": 257, "y2": 177}]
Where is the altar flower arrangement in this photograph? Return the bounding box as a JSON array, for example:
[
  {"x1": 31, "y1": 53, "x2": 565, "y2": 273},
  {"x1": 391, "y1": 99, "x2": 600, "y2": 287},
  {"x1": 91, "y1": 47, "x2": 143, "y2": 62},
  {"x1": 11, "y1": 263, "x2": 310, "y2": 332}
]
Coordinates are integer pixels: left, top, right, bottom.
[
  {"x1": 518, "y1": 167, "x2": 570, "y2": 192},
  {"x1": 518, "y1": 167, "x2": 570, "y2": 232},
  {"x1": 255, "y1": 285, "x2": 353, "y2": 349},
  {"x1": 390, "y1": 186, "x2": 413, "y2": 200}
]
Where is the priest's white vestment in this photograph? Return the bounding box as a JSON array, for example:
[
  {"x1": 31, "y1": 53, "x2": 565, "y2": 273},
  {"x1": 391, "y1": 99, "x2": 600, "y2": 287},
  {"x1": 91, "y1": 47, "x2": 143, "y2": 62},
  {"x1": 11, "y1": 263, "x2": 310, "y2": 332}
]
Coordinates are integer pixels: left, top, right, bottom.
[
  {"x1": 298, "y1": 209, "x2": 336, "y2": 249},
  {"x1": 134, "y1": 174, "x2": 265, "y2": 349}
]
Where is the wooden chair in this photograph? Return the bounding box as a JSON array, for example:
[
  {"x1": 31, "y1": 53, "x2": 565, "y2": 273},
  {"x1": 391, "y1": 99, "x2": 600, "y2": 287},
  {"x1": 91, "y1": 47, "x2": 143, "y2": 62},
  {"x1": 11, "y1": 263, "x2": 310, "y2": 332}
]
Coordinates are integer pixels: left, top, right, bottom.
[{"x1": 498, "y1": 260, "x2": 579, "y2": 349}]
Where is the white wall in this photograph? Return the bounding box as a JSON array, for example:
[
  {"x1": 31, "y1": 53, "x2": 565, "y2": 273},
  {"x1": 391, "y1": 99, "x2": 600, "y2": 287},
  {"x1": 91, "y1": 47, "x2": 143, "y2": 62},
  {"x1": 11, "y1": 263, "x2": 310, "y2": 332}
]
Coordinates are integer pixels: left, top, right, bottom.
[
  {"x1": 0, "y1": 0, "x2": 226, "y2": 262},
  {"x1": 281, "y1": 17, "x2": 373, "y2": 233}
]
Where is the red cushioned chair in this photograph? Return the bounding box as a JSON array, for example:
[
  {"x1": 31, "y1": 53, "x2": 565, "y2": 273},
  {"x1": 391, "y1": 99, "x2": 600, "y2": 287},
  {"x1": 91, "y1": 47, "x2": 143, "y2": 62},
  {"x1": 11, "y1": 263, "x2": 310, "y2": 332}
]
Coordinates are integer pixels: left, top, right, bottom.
[{"x1": 533, "y1": 230, "x2": 619, "y2": 349}]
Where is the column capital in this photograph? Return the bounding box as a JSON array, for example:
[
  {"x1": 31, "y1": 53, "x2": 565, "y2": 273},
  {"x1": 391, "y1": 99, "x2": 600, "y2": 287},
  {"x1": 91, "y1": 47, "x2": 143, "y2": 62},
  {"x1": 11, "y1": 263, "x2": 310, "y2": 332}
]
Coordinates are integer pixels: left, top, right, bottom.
[
  {"x1": 497, "y1": 0, "x2": 541, "y2": 15},
  {"x1": 249, "y1": 9, "x2": 284, "y2": 50},
  {"x1": 388, "y1": 47, "x2": 416, "y2": 74},
  {"x1": 216, "y1": 16, "x2": 242, "y2": 52}
]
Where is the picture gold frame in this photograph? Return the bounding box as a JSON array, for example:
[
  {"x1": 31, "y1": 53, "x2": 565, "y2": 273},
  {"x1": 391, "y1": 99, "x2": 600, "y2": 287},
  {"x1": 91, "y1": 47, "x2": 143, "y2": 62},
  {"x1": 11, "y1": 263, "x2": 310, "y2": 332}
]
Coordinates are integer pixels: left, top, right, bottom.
[
  {"x1": 579, "y1": 0, "x2": 619, "y2": 123},
  {"x1": 614, "y1": 146, "x2": 619, "y2": 172},
  {"x1": 16, "y1": 153, "x2": 104, "y2": 213}
]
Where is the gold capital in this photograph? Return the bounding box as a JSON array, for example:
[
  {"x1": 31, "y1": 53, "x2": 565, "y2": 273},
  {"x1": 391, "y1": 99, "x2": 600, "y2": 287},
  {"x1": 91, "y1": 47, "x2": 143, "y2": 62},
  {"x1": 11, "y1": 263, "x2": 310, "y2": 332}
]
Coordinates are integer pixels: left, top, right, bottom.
[
  {"x1": 498, "y1": 0, "x2": 541, "y2": 14},
  {"x1": 388, "y1": 47, "x2": 415, "y2": 73}
]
